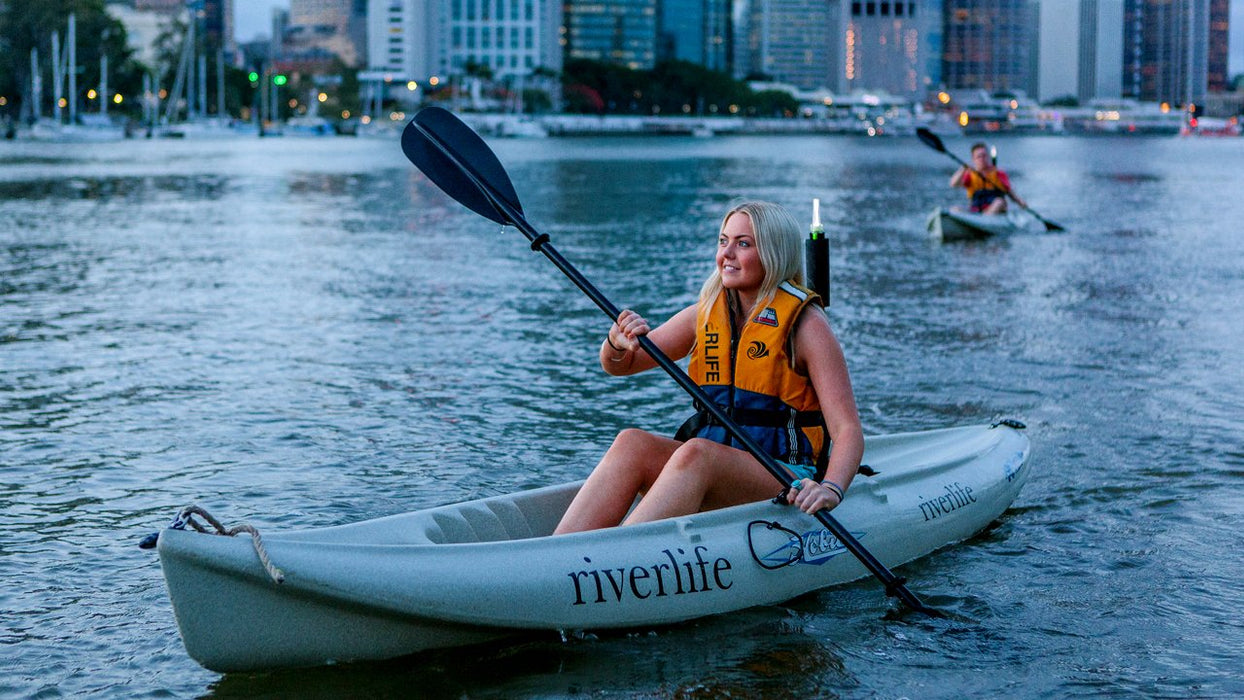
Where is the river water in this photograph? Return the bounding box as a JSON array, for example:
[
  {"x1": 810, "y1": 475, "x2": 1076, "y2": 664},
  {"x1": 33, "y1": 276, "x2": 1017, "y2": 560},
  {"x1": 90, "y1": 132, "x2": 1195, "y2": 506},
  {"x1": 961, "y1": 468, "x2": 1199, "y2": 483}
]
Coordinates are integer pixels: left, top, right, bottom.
[{"x1": 2, "y1": 130, "x2": 1242, "y2": 698}]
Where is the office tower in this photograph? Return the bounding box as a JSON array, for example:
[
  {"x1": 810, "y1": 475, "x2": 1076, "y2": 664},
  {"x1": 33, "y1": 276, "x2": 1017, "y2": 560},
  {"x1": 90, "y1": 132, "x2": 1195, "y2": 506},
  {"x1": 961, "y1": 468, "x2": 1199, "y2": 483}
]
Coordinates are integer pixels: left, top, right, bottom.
[
  {"x1": 843, "y1": 0, "x2": 928, "y2": 95},
  {"x1": 1206, "y1": 0, "x2": 1227, "y2": 92},
  {"x1": 1034, "y1": 0, "x2": 1122, "y2": 103},
  {"x1": 1122, "y1": 0, "x2": 1210, "y2": 105},
  {"x1": 288, "y1": 0, "x2": 362, "y2": 66},
  {"x1": 942, "y1": 0, "x2": 1033, "y2": 92},
  {"x1": 742, "y1": 0, "x2": 834, "y2": 89},
  {"x1": 563, "y1": 0, "x2": 659, "y2": 70},
  {"x1": 659, "y1": 0, "x2": 732, "y2": 72},
  {"x1": 365, "y1": 0, "x2": 562, "y2": 84}
]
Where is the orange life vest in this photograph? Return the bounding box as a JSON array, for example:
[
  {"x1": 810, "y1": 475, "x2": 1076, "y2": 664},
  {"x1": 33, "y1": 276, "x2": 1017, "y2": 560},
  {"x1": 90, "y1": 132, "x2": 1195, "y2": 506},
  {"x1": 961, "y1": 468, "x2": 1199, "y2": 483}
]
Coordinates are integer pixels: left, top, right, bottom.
[
  {"x1": 962, "y1": 169, "x2": 1011, "y2": 212},
  {"x1": 682, "y1": 282, "x2": 827, "y2": 472}
]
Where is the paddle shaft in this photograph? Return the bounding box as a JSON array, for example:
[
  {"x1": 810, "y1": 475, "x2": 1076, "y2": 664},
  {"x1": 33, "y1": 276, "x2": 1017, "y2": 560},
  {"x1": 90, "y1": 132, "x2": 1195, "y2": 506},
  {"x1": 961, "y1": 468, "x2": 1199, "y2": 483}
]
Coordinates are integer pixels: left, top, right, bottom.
[
  {"x1": 412, "y1": 119, "x2": 937, "y2": 616},
  {"x1": 921, "y1": 129, "x2": 1063, "y2": 231}
]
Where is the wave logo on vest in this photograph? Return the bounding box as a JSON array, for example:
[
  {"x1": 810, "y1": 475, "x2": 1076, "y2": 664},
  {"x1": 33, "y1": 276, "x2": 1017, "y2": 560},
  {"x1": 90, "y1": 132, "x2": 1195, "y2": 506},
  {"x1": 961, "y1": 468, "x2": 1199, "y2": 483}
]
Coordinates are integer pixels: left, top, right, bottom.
[
  {"x1": 754, "y1": 307, "x2": 779, "y2": 327},
  {"x1": 746, "y1": 340, "x2": 769, "y2": 359}
]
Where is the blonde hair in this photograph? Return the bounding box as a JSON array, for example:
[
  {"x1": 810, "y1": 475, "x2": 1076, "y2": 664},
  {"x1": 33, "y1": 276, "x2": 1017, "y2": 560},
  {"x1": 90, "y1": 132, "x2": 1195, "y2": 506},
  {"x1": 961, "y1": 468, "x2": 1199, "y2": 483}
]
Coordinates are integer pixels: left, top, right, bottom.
[{"x1": 697, "y1": 200, "x2": 805, "y2": 320}]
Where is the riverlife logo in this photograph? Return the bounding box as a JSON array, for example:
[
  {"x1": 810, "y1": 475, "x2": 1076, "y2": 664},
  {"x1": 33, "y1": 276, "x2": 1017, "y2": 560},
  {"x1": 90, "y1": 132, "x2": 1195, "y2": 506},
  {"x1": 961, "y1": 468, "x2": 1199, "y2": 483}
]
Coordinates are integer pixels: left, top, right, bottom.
[
  {"x1": 703, "y1": 325, "x2": 722, "y2": 383},
  {"x1": 917, "y1": 481, "x2": 977, "y2": 522},
  {"x1": 567, "y1": 546, "x2": 733, "y2": 606}
]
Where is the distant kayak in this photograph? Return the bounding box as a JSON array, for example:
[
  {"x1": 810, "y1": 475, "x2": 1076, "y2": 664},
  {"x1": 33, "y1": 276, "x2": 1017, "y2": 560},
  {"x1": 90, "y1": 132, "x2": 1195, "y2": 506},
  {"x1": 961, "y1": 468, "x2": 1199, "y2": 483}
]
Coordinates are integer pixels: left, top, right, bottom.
[
  {"x1": 927, "y1": 207, "x2": 1021, "y2": 242},
  {"x1": 156, "y1": 422, "x2": 1031, "y2": 672}
]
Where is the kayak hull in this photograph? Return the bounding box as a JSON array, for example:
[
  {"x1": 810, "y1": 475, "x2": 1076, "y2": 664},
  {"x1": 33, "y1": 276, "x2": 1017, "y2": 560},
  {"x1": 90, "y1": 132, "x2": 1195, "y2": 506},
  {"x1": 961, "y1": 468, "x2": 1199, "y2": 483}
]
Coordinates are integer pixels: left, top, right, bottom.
[
  {"x1": 157, "y1": 423, "x2": 1031, "y2": 672},
  {"x1": 927, "y1": 206, "x2": 1017, "y2": 241}
]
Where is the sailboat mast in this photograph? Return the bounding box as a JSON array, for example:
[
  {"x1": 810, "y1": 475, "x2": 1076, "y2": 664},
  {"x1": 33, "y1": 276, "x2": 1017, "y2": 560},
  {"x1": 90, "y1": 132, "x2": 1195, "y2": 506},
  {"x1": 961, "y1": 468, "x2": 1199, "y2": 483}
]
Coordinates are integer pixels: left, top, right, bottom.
[
  {"x1": 30, "y1": 48, "x2": 43, "y2": 122},
  {"x1": 187, "y1": 18, "x2": 196, "y2": 120},
  {"x1": 198, "y1": 54, "x2": 207, "y2": 119},
  {"x1": 216, "y1": 50, "x2": 225, "y2": 120},
  {"x1": 52, "y1": 31, "x2": 63, "y2": 123},
  {"x1": 164, "y1": 15, "x2": 192, "y2": 123},
  {"x1": 68, "y1": 13, "x2": 77, "y2": 123},
  {"x1": 100, "y1": 54, "x2": 109, "y2": 116}
]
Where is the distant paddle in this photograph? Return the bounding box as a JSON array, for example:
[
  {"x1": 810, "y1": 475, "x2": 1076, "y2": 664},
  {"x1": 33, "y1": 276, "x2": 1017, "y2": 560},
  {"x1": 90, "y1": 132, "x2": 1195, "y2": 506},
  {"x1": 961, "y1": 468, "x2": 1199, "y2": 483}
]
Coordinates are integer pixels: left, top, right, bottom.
[
  {"x1": 916, "y1": 127, "x2": 1065, "y2": 232},
  {"x1": 402, "y1": 106, "x2": 941, "y2": 617}
]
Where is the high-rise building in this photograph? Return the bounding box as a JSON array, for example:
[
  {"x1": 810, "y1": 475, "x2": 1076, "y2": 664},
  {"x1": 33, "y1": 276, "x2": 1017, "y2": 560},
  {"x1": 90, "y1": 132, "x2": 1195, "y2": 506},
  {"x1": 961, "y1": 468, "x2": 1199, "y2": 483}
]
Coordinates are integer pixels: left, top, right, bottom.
[
  {"x1": 1034, "y1": 0, "x2": 1123, "y2": 103},
  {"x1": 922, "y1": 0, "x2": 944, "y2": 89},
  {"x1": 288, "y1": 0, "x2": 363, "y2": 66},
  {"x1": 564, "y1": 0, "x2": 659, "y2": 70},
  {"x1": 742, "y1": 0, "x2": 834, "y2": 89},
  {"x1": 942, "y1": 0, "x2": 1033, "y2": 92},
  {"x1": 658, "y1": 0, "x2": 732, "y2": 72},
  {"x1": 1122, "y1": 0, "x2": 1210, "y2": 105},
  {"x1": 842, "y1": 0, "x2": 928, "y2": 96},
  {"x1": 1206, "y1": 0, "x2": 1228, "y2": 92},
  {"x1": 364, "y1": 0, "x2": 562, "y2": 84}
]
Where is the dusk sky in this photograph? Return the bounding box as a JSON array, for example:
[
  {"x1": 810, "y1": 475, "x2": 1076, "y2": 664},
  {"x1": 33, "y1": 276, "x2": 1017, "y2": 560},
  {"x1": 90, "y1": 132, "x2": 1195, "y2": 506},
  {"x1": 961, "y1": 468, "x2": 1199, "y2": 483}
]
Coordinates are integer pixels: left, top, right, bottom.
[{"x1": 235, "y1": 1, "x2": 1243, "y2": 77}]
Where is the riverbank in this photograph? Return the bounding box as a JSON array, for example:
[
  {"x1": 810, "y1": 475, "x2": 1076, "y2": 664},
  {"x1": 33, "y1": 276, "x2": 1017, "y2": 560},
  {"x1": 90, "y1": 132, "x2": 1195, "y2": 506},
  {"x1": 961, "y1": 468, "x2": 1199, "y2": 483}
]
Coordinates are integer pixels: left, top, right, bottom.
[{"x1": 12, "y1": 104, "x2": 1232, "y2": 143}]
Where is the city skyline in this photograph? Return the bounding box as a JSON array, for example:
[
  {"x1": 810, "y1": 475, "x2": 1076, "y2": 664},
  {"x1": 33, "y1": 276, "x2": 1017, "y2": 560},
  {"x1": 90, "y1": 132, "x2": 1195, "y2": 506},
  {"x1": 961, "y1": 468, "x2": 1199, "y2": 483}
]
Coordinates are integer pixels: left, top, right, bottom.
[{"x1": 235, "y1": 0, "x2": 1244, "y2": 78}]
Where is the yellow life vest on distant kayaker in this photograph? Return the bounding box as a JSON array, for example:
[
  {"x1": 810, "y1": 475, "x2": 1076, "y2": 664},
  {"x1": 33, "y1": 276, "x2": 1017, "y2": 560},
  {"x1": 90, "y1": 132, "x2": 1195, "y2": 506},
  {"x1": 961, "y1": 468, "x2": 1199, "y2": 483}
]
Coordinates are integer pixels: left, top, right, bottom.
[
  {"x1": 962, "y1": 169, "x2": 1011, "y2": 212},
  {"x1": 682, "y1": 282, "x2": 827, "y2": 472}
]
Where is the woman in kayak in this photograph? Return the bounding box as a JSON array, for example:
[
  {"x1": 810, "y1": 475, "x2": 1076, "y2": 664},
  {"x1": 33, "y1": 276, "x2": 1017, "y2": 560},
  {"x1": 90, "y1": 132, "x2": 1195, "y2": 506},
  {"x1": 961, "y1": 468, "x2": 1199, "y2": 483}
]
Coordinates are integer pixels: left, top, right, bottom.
[
  {"x1": 554, "y1": 201, "x2": 863, "y2": 534},
  {"x1": 950, "y1": 142, "x2": 1027, "y2": 215}
]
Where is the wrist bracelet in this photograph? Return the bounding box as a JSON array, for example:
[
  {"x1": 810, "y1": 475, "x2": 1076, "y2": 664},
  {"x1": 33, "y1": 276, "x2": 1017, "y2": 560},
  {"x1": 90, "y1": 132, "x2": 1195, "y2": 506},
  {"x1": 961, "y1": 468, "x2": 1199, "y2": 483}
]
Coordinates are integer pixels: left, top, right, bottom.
[
  {"x1": 606, "y1": 336, "x2": 624, "y2": 352},
  {"x1": 820, "y1": 479, "x2": 845, "y2": 502}
]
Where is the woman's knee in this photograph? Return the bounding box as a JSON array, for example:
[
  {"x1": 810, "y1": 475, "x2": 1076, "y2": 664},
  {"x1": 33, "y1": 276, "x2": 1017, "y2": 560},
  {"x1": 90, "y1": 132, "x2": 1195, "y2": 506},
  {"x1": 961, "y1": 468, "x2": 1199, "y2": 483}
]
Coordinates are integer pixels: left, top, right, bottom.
[
  {"x1": 667, "y1": 438, "x2": 719, "y2": 472},
  {"x1": 610, "y1": 428, "x2": 658, "y2": 454}
]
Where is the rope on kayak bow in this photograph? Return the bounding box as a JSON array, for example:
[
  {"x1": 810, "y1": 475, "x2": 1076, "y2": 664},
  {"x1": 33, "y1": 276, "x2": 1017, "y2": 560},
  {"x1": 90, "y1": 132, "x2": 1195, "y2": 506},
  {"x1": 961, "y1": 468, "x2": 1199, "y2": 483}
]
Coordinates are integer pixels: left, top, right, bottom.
[{"x1": 173, "y1": 505, "x2": 285, "y2": 584}]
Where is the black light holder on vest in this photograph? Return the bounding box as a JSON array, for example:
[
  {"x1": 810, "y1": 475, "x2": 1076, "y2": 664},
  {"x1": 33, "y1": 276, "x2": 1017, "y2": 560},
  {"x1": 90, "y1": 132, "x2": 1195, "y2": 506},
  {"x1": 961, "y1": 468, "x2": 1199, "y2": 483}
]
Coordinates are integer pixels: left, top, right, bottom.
[{"x1": 805, "y1": 198, "x2": 830, "y2": 307}]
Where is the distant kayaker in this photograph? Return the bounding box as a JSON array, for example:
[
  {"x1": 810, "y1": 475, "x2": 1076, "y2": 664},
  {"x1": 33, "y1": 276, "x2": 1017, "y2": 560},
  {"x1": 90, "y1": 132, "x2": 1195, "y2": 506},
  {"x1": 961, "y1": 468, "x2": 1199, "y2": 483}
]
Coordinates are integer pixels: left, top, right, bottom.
[
  {"x1": 554, "y1": 201, "x2": 864, "y2": 534},
  {"x1": 950, "y1": 142, "x2": 1027, "y2": 215}
]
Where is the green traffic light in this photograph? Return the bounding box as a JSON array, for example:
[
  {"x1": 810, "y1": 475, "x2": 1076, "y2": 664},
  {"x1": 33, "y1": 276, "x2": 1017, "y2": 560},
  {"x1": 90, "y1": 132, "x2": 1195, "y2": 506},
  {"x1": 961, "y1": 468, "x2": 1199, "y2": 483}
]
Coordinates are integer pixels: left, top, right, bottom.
[
  {"x1": 248, "y1": 71, "x2": 259, "y2": 83},
  {"x1": 273, "y1": 75, "x2": 287, "y2": 86}
]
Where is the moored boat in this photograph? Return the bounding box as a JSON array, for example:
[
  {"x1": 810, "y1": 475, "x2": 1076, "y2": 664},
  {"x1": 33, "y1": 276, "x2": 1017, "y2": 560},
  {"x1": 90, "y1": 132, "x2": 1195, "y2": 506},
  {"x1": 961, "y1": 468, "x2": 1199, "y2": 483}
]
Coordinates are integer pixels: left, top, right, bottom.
[
  {"x1": 155, "y1": 422, "x2": 1031, "y2": 672},
  {"x1": 927, "y1": 206, "x2": 1019, "y2": 242}
]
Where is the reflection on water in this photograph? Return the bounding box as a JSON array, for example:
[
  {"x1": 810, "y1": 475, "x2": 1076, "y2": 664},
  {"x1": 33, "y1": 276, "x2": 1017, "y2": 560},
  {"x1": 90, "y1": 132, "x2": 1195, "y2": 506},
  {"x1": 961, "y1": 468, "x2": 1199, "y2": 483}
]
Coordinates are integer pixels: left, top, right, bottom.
[{"x1": 2, "y1": 134, "x2": 1243, "y2": 697}]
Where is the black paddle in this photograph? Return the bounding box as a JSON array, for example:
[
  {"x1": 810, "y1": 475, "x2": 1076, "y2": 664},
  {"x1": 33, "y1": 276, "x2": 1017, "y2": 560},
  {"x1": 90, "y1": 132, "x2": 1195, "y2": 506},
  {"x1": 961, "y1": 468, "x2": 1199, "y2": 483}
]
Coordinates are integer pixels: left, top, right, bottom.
[
  {"x1": 916, "y1": 127, "x2": 1065, "y2": 232},
  {"x1": 402, "y1": 106, "x2": 940, "y2": 617}
]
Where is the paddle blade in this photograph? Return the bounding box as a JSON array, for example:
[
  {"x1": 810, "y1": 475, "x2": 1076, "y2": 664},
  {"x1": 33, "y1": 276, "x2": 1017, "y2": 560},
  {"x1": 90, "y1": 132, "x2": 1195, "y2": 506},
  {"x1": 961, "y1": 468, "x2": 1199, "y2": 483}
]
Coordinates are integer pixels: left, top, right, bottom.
[
  {"x1": 401, "y1": 106, "x2": 523, "y2": 225},
  {"x1": 916, "y1": 127, "x2": 946, "y2": 153}
]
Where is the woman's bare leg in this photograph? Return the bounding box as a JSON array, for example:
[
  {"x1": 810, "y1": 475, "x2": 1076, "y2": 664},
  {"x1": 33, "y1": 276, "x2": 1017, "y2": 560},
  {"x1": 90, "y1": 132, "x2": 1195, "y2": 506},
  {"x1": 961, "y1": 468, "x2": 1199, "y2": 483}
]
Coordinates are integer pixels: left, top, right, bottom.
[
  {"x1": 554, "y1": 429, "x2": 680, "y2": 534},
  {"x1": 621, "y1": 438, "x2": 779, "y2": 526}
]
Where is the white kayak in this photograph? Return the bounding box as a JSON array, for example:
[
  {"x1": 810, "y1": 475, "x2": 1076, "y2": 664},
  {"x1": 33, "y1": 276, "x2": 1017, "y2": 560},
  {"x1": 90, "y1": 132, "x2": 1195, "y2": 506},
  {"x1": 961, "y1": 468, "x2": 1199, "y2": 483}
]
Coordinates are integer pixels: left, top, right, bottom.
[
  {"x1": 927, "y1": 206, "x2": 1020, "y2": 242},
  {"x1": 156, "y1": 422, "x2": 1031, "y2": 672}
]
